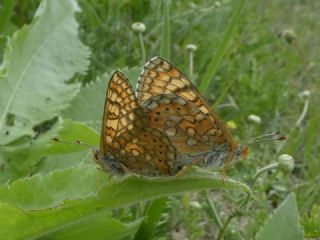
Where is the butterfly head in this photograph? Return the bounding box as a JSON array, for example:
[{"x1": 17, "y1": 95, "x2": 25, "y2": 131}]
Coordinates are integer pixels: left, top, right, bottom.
[
  {"x1": 233, "y1": 132, "x2": 287, "y2": 161},
  {"x1": 234, "y1": 144, "x2": 249, "y2": 160}
]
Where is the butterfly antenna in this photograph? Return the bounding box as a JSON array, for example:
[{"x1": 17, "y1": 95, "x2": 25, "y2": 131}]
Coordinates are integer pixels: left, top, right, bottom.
[
  {"x1": 248, "y1": 131, "x2": 287, "y2": 146},
  {"x1": 52, "y1": 137, "x2": 96, "y2": 149}
]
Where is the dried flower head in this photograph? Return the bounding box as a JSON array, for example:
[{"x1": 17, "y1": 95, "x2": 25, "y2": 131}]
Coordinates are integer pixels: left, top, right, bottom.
[{"x1": 279, "y1": 29, "x2": 296, "y2": 44}]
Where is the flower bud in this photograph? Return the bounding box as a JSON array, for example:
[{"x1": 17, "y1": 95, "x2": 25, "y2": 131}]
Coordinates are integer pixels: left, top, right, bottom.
[
  {"x1": 278, "y1": 154, "x2": 294, "y2": 173},
  {"x1": 248, "y1": 114, "x2": 261, "y2": 124}
]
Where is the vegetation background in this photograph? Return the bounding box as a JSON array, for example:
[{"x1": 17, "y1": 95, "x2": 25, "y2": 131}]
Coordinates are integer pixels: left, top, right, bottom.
[{"x1": 0, "y1": 0, "x2": 319, "y2": 239}]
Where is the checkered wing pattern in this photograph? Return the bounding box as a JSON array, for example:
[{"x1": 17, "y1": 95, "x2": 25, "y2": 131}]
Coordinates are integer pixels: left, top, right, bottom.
[
  {"x1": 136, "y1": 57, "x2": 237, "y2": 157},
  {"x1": 98, "y1": 71, "x2": 178, "y2": 176}
]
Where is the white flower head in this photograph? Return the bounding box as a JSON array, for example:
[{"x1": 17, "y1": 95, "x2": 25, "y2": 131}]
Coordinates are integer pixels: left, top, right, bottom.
[
  {"x1": 214, "y1": 1, "x2": 221, "y2": 8},
  {"x1": 131, "y1": 22, "x2": 146, "y2": 33},
  {"x1": 248, "y1": 114, "x2": 261, "y2": 124},
  {"x1": 299, "y1": 90, "x2": 310, "y2": 99},
  {"x1": 189, "y1": 201, "x2": 201, "y2": 209},
  {"x1": 185, "y1": 44, "x2": 197, "y2": 52}
]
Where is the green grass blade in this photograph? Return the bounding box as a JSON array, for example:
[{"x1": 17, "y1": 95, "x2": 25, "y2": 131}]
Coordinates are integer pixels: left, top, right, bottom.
[
  {"x1": 198, "y1": 0, "x2": 245, "y2": 94},
  {"x1": 160, "y1": 0, "x2": 171, "y2": 59},
  {"x1": 134, "y1": 197, "x2": 168, "y2": 240}
]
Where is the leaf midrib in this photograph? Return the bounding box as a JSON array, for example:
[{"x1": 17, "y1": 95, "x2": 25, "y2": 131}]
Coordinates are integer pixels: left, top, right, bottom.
[{"x1": 0, "y1": 15, "x2": 68, "y2": 131}]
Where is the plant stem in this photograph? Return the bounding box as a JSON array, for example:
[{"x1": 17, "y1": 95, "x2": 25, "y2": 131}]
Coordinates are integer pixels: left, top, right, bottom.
[
  {"x1": 205, "y1": 191, "x2": 223, "y2": 228},
  {"x1": 189, "y1": 50, "x2": 194, "y2": 80},
  {"x1": 139, "y1": 32, "x2": 146, "y2": 64},
  {"x1": 217, "y1": 214, "x2": 235, "y2": 240},
  {"x1": 252, "y1": 163, "x2": 278, "y2": 185},
  {"x1": 296, "y1": 98, "x2": 309, "y2": 127}
]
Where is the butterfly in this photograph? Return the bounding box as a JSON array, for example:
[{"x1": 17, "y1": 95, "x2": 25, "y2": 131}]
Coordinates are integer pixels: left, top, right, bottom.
[
  {"x1": 92, "y1": 71, "x2": 182, "y2": 177},
  {"x1": 135, "y1": 56, "x2": 249, "y2": 172}
]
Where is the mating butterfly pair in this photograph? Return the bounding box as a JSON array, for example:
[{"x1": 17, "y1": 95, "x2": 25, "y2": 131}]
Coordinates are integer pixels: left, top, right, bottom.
[{"x1": 93, "y1": 57, "x2": 247, "y2": 177}]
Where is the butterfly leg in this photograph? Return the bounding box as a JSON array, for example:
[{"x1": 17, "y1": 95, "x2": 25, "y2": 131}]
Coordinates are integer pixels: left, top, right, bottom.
[
  {"x1": 174, "y1": 156, "x2": 205, "y2": 178},
  {"x1": 220, "y1": 150, "x2": 236, "y2": 182},
  {"x1": 220, "y1": 165, "x2": 228, "y2": 183},
  {"x1": 220, "y1": 142, "x2": 239, "y2": 182}
]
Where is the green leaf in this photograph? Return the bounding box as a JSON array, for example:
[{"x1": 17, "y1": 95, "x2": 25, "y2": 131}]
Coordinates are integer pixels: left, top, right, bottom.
[
  {"x1": 255, "y1": 193, "x2": 304, "y2": 240},
  {"x1": 39, "y1": 150, "x2": 92, "y2": 175},
  {"x1": 47, "y1": 120, "x2": 99, "y2": 155},
  {"x1": 0, "y1": 117, "x2": 61, "y2": 182},
  {"x1": 134, "y1": 197, "x2": 168, "y2": 240},
  {"x1": 302, "y1": 205, "x2": 320, "y2": 238},
  {"x1": 0, "y1": 166, "x2": 250, "y2": 239},
  {"x1": 0, "y1": 165, "x2": 99, "y2": 210},
  {"x1": 0, "y1": 166, "x2": 250, "y2": 212},
  {"x1": 0, "y1": 202, "x2": 142, "y2": 240},
  {"x1": 62, "y1": 74, "x2": 109, "y2": 130},
  {"x1": 41, "y1": 213, "x2": 142, "y2": 240},
  {"x1": 0, "y1": 0, "x2": 90, "y2": 144},
  {"x1": 122, "y1": 67, "x2": 141, "y2": 89}
]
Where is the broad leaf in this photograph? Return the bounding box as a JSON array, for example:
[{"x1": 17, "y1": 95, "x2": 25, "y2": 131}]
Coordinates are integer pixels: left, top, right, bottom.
[
  {"x1": 39, "y1": 150, "x2": 92, "y2": 174},
  {"x1": 0, "y1": 166, "x2": 250, "y2": 211},
  {"x1": 255, "y1": 193, "x2": 304, "y2": 240},
  {"x1": 0, "y1": 165, "x2": 98, "y2": 210},
  {"x1": 47, "y1": 120, "x2": 99, "y2": 155},
  {"x1": 0, "y1": 117, "x2": 62, "y2": 183},
  {"x1": 41, "y1": 214, "x2": 142, "y2": 240},
  {"x1": 39, "y1": 119, "x2": 97, "y2": 174},
  {"x1": 62, "y1": 74, "x2": 110, "y2": 131},
  {"x1": 0, "y1": 166, "x2": 250, "y2": 239},
  {"x1": 0, "y1": 0, "x2": 90, "y2": 145},
  {"x1": 0, "y1": 202, "x2": 142, "y2": 240}
]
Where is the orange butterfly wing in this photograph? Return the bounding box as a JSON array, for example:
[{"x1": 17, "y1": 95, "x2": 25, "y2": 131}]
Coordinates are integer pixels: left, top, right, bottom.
[
  {"x1": 96, "y1": 71, "x2": 179, "y2": 176},
  {"x1": 136, "y1": 57, "x2": 237, "y2": 161}
]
